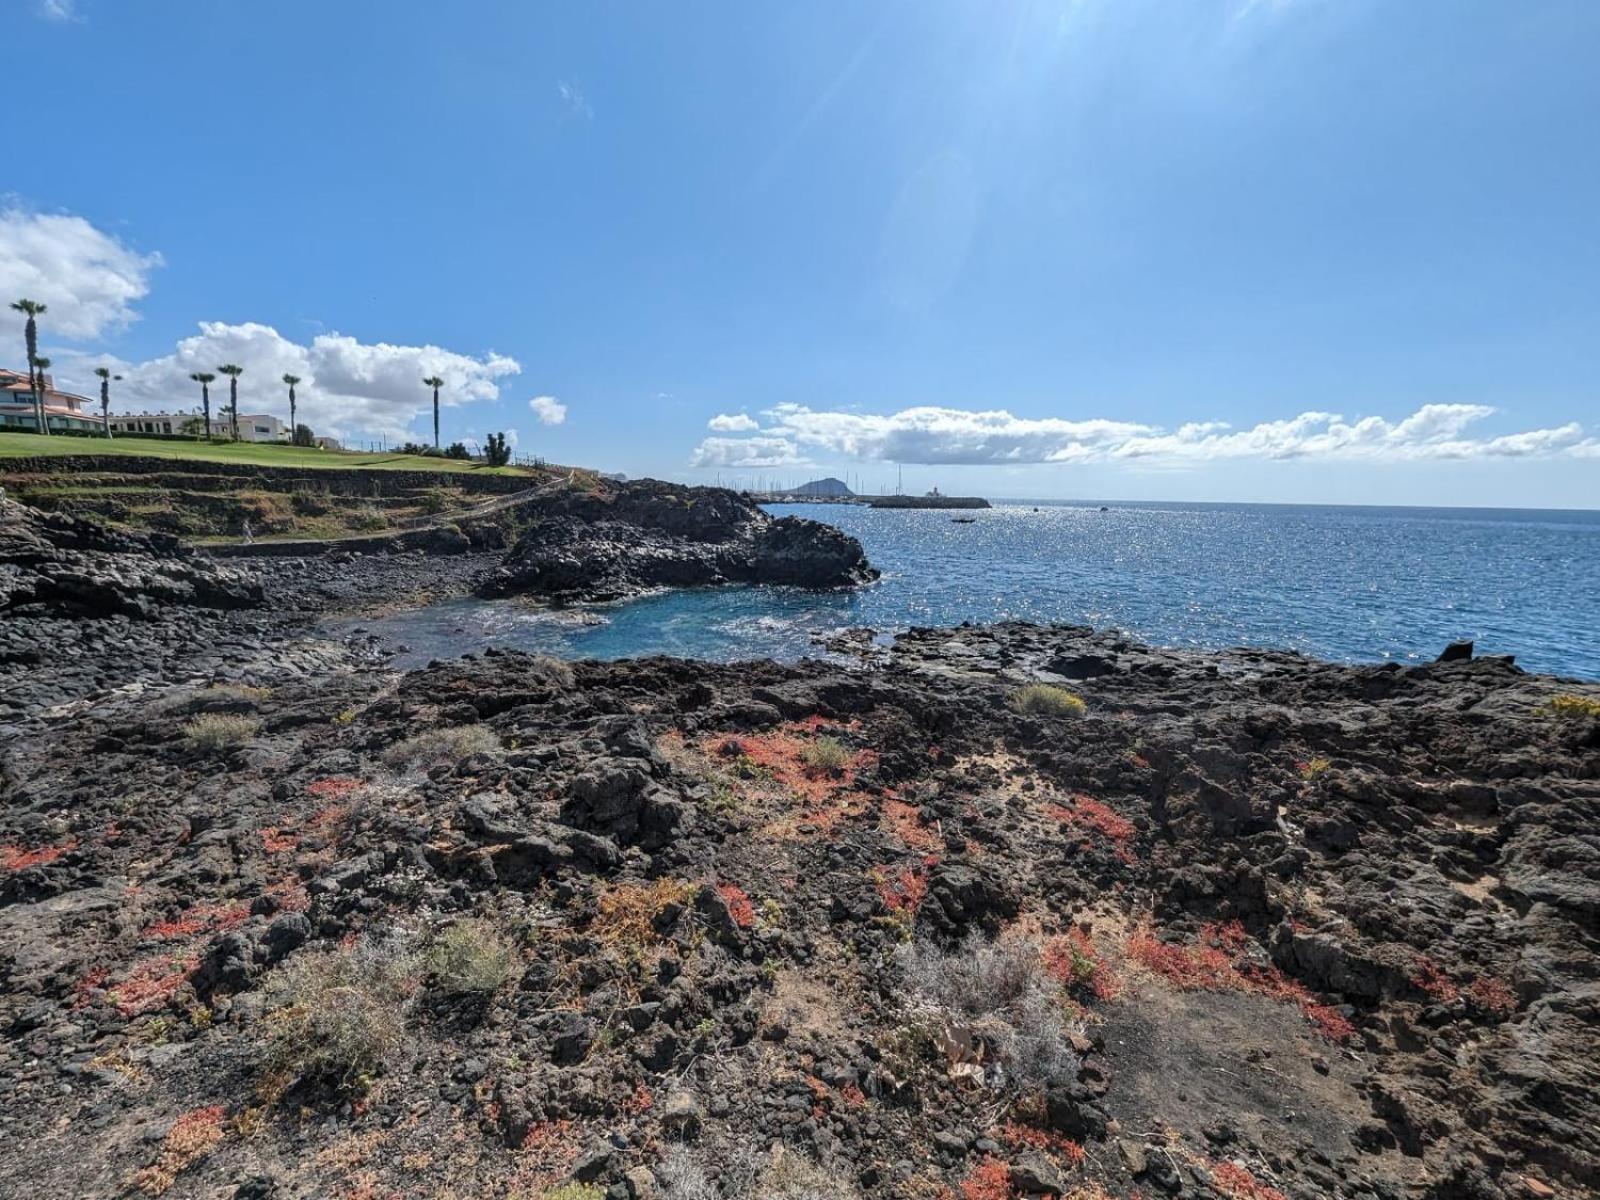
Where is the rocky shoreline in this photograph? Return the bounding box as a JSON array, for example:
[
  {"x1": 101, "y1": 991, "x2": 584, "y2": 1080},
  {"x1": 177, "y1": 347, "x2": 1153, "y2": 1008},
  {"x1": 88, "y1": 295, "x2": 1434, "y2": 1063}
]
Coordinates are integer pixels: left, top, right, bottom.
[
  {"x1": 0, "y1": 480, "x2": 873, "y2": 722},
  {"x1": 2, "y1": 496, "x2": 1599, "y2": 1200},
  {"x1": 480, "y1": 478, "x2": 878, "y2": 603}
]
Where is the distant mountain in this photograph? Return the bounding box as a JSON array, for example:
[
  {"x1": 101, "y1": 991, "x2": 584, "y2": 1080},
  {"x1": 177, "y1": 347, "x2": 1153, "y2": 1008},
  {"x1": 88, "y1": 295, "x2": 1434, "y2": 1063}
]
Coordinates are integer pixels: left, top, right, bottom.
[{"x1": 788, "y1": 477, "x2": 853, "y2": 497}]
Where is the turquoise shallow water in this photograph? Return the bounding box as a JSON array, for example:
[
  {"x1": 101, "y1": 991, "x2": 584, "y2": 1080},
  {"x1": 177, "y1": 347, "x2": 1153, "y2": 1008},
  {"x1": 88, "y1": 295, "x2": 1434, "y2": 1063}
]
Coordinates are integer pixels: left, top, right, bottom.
[{"x1": 348, "y1": 501, "x2": 1600, "y2": 679}]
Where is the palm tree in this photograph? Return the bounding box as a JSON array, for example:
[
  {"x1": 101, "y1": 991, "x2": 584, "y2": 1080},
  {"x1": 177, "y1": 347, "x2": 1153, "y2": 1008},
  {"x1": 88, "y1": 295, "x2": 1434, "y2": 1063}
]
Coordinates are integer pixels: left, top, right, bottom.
[
  {"x1": 217, "y1": 364, "x2": 244, "y2": 441},
  {"x1": 282, "y1": 373, "x2": 301, "y2": 438},
  {"x1": 189, "y1": 372, "x2": 216, "y2": 439},
  {"x1": 422, "y1": 375, "x2": 444, "y2": 449},
  {"x1": 31, "y1": 355, "x2": 52, "y2": 434},
  {"x1": 93, "y1": 367, "x2": 122, "y2": 438},
  {"x1": 10, "y1": 299, "x2": 46, "y2": 391}
]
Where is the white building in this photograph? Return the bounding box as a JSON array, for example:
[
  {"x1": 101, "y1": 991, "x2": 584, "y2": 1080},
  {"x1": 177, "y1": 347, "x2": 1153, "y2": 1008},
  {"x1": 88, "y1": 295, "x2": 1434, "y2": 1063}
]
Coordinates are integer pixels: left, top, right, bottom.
[
  {"x1": 220, "y1": 413, "x2": 289, "y2": 442},
  {"x1": 106, "y1": 410, "x2": 199, "y2": 437},
  {"x1": 106, "y1": 411, "x2": 290, "y2": 442}
]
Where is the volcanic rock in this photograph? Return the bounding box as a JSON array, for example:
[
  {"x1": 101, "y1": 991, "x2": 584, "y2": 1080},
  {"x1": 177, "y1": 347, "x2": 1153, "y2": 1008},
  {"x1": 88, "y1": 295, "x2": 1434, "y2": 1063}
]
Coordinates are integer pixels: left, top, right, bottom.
[{"x1": 479, "y1": 478, "x2": 877, "y2": 602}]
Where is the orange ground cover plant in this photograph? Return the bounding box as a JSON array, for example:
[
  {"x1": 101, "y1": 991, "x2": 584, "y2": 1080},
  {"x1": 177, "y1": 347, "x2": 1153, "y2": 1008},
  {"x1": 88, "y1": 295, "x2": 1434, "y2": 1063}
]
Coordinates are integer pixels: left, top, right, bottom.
[
  {"x1": 1410, "y1": 955, "x2": 1461, "y2": 1004},
  {"x1": 1042, "y1": 928, "x2": 1123, "y2": 1002},
  {"x1": 1210, "y1": 1160, "x2": 1289, "y2": 1200},
  {"x1": 714, "y1": 719, "x2": 877, "y2": 799},
  {"x1": 999, "y1": 1120, "x2": 1087, "y2": 1166},
  {"x1": 260, "y1": 827, "x2": 299, "y2": 853},
  {"x1": 131, "y1": 1105, "x2": 227, "y2": 1195},
  {"x1": 141, "y1": 899, "x2": 253, "y2": 941},
  {"x1": 1126, "y1": 921, "x2": 1355, "y2": 1041},
  {"x1": 1, "y1": 839, "x2": 77, "y2": 871},
  {"x1": 306, "y1": 776, "x2": 365, "y2": 800},
  {"x1": 1044, "y1": 795, "x2": 1138, "y2": 863},
  {"x1": 111, "y1": 951, "x2": 201, "y2": 1017},
  {"x1": 620, "y1": 1083, "x2": 654, "y2": 1115},
  {"x1": 717, "y1": 882, "x2": 757, "y2": 928},
  {"x1": 882, "y1": 795, "x2": 943, "y2": 852},
  {"x1": 513, "y1": 1118, "x2": 581, "y2": 1189},
  {"x1": 1467, "y1": 974, "x2": 1517, "y2": 1016},
  {"x1": 875, "y1": 855, "x2": 938, "y2": 914},
  {"x1": 956, "y1": 1157, "x2": 1016, "y2": 1200}
]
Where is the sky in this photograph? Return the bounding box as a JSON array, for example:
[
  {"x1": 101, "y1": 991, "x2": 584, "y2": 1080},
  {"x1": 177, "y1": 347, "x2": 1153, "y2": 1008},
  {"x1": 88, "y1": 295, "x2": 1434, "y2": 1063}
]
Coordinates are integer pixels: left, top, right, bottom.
[{"x1": 2, "y1": 0, "x2": 1598, "y2": 507}]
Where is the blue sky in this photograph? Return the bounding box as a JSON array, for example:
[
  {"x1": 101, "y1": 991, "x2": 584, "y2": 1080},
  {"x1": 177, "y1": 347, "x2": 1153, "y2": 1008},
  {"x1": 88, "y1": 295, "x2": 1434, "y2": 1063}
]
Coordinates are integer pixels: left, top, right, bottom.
[{"x1": 3, "y1": 0, "x2": 1598, "y2": 506}]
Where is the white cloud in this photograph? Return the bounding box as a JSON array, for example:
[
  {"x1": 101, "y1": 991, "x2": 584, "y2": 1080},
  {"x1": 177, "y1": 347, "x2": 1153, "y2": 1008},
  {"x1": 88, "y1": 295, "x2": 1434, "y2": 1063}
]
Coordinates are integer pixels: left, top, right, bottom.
[
  {"x1": 557, "y1": 81, "x2": 593, "y2": 120},
  {"x1": 757, "y1": 403, "x2": 1155, "y2": 465},
  {"x1": 707, "y1": 412, "x2": 760, "y2": 432},
  {"x1": 0, "y1": 207, "x2": 162, "y2": 341},
  {"x1": 690, "y1": 436, "x2": 805, "y2": 469},
  {"x1": 528, "y1": 395, "x2": 567, "y2": 426},
  {"x1": 1232, "y1": 0, "x2": 1299, "y2": 20},
  {"x1": 53, "y1": 321, "x2": 521, "y2": 440},
  {"x1": 37, "y1": 0, "x2": 81, "y2": 21},
  {"x1": 692, "y1": 402, "x2": 1595, "y2": 467}
]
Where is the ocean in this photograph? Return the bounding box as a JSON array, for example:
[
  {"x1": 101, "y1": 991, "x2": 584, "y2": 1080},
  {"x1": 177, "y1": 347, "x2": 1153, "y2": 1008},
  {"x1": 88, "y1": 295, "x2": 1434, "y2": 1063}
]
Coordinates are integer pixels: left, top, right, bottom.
[{"x1": 350, "y1": 501, "x2": 1600, "y2": 680}]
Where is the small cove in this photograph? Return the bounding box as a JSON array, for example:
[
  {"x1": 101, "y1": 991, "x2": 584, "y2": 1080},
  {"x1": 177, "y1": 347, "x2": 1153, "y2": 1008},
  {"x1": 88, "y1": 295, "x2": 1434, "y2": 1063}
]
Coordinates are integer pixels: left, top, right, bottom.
[{"x1": 337, "y1": 500, "x2": 1600, "y2": 678}]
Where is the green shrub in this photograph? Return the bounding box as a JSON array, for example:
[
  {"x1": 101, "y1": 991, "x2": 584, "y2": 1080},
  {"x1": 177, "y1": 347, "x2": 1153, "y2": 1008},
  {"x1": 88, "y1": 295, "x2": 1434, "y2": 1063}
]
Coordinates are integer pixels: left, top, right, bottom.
[
  {"x1": 1547, "y1": 693, "x2": 1600, "y2": 719},
  {"x1": 184, "y1": 713, "x2": 260, "y2": 749},
  {"x1": 1008, "y1": 684, "x2": 1087, "y2": 718},
  {"x1": 383, "y1": 725, "x2": 500, "y2": 768},
  {"x1": 425, "y1": 920, "x2": 513, "y2": 995},
  {"x1": 417, "y1": 487, "x2": 454, "y2": 515},
  {"x1": 261, "y1": 934, "x2": 414, "y2": 1093},
  {"x1": 348, "y1": 504, "x2": 389, "y2": 531},
  {"x1": 800, "y1": 735, "x2": 850, "y2": 775}
]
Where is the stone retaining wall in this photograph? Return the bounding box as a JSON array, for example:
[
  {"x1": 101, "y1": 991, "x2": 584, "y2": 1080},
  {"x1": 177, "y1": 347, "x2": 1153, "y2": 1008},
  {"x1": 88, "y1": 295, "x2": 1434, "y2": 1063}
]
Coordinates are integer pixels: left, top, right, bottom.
[{"x1": 0, "y1": 455, "x2": 537, "y2": 496}]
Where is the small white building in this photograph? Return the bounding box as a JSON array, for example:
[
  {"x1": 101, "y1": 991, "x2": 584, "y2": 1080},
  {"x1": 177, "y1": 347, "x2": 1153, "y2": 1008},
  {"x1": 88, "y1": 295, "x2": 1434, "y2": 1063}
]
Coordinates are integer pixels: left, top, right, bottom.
[
  {"x1": 106, "y1": 410, "x2": 199, "y2": 437},
  {"x1": 222, "y1": 414, "x2": 289, "y2": 442}
]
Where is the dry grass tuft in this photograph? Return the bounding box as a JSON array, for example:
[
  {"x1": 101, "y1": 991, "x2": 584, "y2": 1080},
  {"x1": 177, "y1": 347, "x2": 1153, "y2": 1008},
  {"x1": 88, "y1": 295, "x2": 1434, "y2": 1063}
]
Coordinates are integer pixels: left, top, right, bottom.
[
  {"x1": 898, "y1": 933, "x2": 1083, "y2": 1090},
  {"x1": 183, "y1": 713, "x2": 260, "y2": 750},
  {"x1": 1547, "y1": 693, "x2": 1600, "y2": 719},
  {"x1": 260, "y1": 933, "x2": 415, "y2": 1094},
  {"x1": 754, "y1": 1146, "x2": 859, "y2": 1200},
  {"x1": 655, "y1": 1148, "x2": 718, "y2": 1200},
  {"x1": 424, "y1": 919, "x2": 513, "y2": 995},
  {"x1": 1008, "y1": 684, "x2": 1087, "y2": 718},
  {"x1": 382, "y1": 724, "x2": 500, "y2": 768},
  {"x1": 592, "y1": 878, "x2": 696, "y2": 951},
  {"x1": 800, "y1": 734, "x2": 851, "y2": 776}
]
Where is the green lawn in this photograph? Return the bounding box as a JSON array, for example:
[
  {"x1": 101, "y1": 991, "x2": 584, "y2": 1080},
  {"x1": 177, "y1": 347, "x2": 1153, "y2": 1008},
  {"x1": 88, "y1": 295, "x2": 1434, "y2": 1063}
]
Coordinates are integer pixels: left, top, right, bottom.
[{"x1": 0, "y1": 432, "x2": 535, "y2": 475}]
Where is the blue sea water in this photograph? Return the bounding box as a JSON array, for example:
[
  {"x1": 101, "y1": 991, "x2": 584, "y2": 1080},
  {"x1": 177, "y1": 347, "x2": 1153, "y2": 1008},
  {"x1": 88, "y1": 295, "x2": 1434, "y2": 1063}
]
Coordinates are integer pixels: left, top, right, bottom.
[{"x1": 351, "y1": 501, "x2": 1600, "y2": 680}]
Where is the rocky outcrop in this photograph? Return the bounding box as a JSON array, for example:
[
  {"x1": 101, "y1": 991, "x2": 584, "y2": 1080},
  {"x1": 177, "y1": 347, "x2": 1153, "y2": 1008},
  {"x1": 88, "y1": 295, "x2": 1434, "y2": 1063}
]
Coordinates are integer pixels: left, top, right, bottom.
[
  {"x1": 0, "y1": 497, "x2": 263, "y2": 618},
  {"x1": 479, "y1": 478, "x2": 877, "y2": 601},
  {"x1": 4, "y1": 524, "x2": 1600, "y2": 1200}
]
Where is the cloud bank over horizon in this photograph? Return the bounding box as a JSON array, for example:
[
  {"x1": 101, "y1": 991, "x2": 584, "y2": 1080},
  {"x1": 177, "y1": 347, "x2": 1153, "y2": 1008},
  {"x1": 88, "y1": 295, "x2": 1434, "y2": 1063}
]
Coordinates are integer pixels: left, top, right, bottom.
[{"x1": 691, "y1": 403, "x2": 1597, "y2": 470}]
